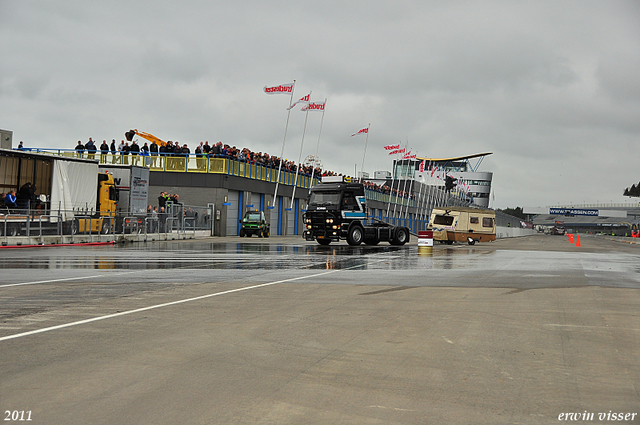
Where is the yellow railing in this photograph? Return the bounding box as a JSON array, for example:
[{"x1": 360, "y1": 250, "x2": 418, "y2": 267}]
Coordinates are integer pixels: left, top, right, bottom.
[{"x1": 26, "y1": 149, "x2": 414, "y2": 204}]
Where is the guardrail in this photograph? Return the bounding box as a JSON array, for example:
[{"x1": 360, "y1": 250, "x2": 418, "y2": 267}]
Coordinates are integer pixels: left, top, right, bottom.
[{"x1": 21, "y1": 149, "x2": 422, "y2": 206}]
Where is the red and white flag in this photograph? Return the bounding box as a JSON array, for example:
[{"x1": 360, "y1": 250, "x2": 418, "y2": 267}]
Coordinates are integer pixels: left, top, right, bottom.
[
  {"x1": 287, "y1": 92, "x2": 311, "y2": 110},
  {"x1": 301, "y1": 101, "x2": 326, "y2": 111},
  {"x1": 388, "y1": 148, "x2": 406, "y2": 155},
  {"x1": 384, "y1": 144, "x2": 400, "y2": 151},
  {"x1": 403, "y1": 151, "x2": 417, "y2": 159},
  {"x1": 264, "y1": 83, "x2": 294, "y2": 95},
  {"x1": 419, "y1": 160, "x2": 425, "y2": 173},
  {"x1": 351, "y1": 127, "x2": 369, "y2": 137}
]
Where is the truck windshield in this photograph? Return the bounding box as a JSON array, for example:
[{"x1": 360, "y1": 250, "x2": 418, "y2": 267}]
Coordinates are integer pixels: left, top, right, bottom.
[
  {"x1": 246, "y1": 213, "x2": 262, "y2": 221},
  {"x1": 309, "y1": 191, "x2": 341, "y2": 206}
]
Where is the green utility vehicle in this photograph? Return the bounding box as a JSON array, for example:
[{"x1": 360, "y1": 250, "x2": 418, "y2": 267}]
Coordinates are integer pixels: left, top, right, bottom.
[{"x1": 239, "y1": 210, "x2": 270, "y2": 237}]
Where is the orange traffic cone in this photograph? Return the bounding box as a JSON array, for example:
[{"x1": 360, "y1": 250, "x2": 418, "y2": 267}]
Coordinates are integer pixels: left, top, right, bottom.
[
  {"x1": 569, "y1": 234, "x2": 574, "y2": 244},
  {"x1": 576, "y1": 235, "x2": 581, "y2": 247}
]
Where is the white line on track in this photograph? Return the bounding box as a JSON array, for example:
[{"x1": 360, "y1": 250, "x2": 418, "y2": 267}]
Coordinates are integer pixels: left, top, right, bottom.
[
  {"x1": 0, "y1": 271, "x2": 141, "y2": 288},
  {"x1": 0, "y1": 261, "x2": 380, "y2": 342},
  {"x1": 0, "y1": 275, "x2": 107, "y2": 288},
  {"x1": 0, "y1": 253, "x2": 342, "y2": 289}
]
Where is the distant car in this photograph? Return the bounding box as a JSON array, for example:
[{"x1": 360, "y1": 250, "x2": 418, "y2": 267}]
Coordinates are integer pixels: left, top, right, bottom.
[
  {"x1": 552, "y1": 220, "x2": 566, "y2": 235},
  {"x1": 239, "y1": 210, "x2": 270, "y2": 237}
]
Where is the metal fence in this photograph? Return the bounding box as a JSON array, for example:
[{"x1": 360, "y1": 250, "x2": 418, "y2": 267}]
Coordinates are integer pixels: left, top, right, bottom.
[{"x1": 1, "y1": 204, "x2": 213, "y2": 243}]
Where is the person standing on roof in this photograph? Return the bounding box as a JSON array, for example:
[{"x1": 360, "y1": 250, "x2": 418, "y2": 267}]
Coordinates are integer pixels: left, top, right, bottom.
[
  {"x1": 130, "y1": 140, "x2": 140, "y2": 165},
  {"x1": 100, "y1": 140, "x2": 109, "y2": 162},
  {"x1": 110, "y1": 139, "x2": 117, "y2": 164},
  {"x1": 86, "y1": 138, "x2": 97, "y2": 160},
  {"x1": 150, "y1": 141, "x2": 159, "y2": 167},
  {"x1": 75, "y1": 141, "x2": 85, "y2": 157}
]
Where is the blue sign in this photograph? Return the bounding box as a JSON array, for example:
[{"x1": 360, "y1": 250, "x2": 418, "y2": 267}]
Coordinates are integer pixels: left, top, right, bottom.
[{"x1": 550, "y1": 208, "x2": 598, "y2": 216}]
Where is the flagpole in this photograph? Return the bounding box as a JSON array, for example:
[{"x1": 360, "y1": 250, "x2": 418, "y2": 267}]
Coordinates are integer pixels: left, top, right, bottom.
[
  {"x1": 414, "y1": 170, "x2": 423, "y2": 230},
  {"x1": 414, "y1": 171, "x2": 422, "y2": 229},
  {"x1": 399, "y1": 148, "x2": 413, "y2": 221},
  {"x1": 392, "y1": 141, "x2": 408, "y2": 221},
  {"x1": 273, "y1": 80, "x2": 296, "y2": 209},
  {"x1": 290, "y1": 92, "x2": 311, "y2": 210},
  {"x1": 309, "y1": 98, "x2": 327, "y2": 185},
  {"x1": 359, "y1": 123, "x2": 370, "y2": 182},
  {"x1": 385, "y1": 149, "x2": 398, "y2": 222},
  {"x1": 417, "y1": 173, "x2": 427, "y2": 230}
]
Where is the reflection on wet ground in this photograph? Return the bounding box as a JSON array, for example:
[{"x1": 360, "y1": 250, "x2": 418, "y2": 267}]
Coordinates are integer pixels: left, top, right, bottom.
[
  {"x1": 2, "y1": 238, "x2": 640, "y2": 324},
  {"x1": 1, "y1": 239, "x2": 638, "y2": 282},
  {"x1": 0, "y1": 240, "x2": 498, "y2": 271}
]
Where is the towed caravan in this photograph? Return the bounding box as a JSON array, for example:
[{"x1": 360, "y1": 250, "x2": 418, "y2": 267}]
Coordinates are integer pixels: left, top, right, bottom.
[{"x1": 427, "y1": 206, "x2": 495, "y2": 245}]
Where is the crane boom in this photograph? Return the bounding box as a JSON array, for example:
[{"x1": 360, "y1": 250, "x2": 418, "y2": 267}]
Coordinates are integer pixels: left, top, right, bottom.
[{"x1": 125, "y1": 129, "x2": 167, "y2": 146}]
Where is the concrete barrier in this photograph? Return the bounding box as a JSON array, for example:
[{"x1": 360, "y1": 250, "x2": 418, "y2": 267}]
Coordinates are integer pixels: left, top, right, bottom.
[{"x1": 496, "y1": 226, "x2": 536, "y2": 239}]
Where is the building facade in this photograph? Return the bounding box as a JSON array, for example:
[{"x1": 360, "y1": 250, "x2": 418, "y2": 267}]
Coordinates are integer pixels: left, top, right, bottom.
[{"x1": 392, "y1": 153, "x2": 494, "y2": 208}]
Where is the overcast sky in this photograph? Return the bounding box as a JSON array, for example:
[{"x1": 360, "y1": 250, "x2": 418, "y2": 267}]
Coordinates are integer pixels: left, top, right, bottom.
[{"x1": 1, "y1": 1, "x2": 639, "y2": 208}]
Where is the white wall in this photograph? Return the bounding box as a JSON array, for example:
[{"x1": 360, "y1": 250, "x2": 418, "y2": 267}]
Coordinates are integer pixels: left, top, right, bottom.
[{"x1": 496, "y1": 226, "x2": 536, "y2": 238}]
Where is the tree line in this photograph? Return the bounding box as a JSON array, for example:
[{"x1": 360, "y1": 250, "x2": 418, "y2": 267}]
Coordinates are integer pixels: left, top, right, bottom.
[{"x1": 623, "y1": 181, "x2": 640, "y2": 197}]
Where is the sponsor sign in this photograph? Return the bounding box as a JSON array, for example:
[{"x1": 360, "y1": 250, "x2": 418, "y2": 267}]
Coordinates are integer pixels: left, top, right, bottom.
[{"x1": 549, "y1": 208, "x2": 599, "y2": 216}]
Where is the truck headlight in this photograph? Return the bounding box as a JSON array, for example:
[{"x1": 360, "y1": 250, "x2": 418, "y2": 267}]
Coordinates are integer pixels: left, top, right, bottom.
[{"x1": 326, "y1": 218, "x2": 333, "y2": 223}]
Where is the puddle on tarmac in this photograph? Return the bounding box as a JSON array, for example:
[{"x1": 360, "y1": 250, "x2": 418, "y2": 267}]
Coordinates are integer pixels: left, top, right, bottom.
[{"x1": 0, "y1": 240, "x2": 497, "y2": 271}]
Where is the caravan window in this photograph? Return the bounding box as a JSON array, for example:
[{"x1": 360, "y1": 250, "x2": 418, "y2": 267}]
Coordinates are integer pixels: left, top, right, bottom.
[
  {"x1": 483, "y1": 217, "x2": 494, "y2": 227},
  {"x1": 470, "y1": 217, "x2": 479, "y2": 224},
  {"x1": 433, "y1": 215, "x2": 454, "y2": 225}
]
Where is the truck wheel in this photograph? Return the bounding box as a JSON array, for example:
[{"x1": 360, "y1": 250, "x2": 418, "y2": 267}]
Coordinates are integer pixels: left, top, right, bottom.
[
  {"x1": 2, "y1": 223, "x2": 19, "y2": 237},
  {"x1": 258, "y1": 229, "x2": 264, "y2": 238},
  {"x1": 264, "y1": 228, "x2": 270, "y2": 238},
  {"x1": 101, "y1": 221, "x2": 111, "y2": 234},
  {"x1": 239, "y1": 229, "x2": 245, "y2": 237},
  {"x1": 391, "y1": 227, "x2": 409, "y2": 246},
  {"x1": 347, "y1": 225, "x2": 364, "y2": 246},
  {"x1": 316, "y1": 238, "x2": 331, "y2": 245},
  {"x1": 65, "y1": 220, "x2": 78, "y2": 235}
]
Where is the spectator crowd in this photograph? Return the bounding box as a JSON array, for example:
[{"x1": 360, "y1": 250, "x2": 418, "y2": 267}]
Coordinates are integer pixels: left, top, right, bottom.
[{"x1": 68, "y1": 138, "x2": 414, "y2": 200}]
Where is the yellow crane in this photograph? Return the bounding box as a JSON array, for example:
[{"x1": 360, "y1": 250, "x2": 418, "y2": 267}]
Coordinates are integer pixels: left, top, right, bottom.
[{"x1": 125, "y1": 129, "x2": 166, "y2": 146}]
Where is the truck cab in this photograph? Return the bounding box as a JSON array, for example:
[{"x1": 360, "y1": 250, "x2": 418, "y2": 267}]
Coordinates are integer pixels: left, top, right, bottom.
[
  {"x1": 552, "y1": 220, "x2": 566, "y2": 235},
  {"x1": 303, "y1": 176, "x2": 409, "y2": 246},
  {"x1": 77, "y1": 172, "x2": 118, "y2": 234}
]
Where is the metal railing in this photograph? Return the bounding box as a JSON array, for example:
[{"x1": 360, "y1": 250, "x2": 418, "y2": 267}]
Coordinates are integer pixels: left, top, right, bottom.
[
  {"x1": 20, "y1": 148, "x2": 422, "y2": 205},
  {"x1": 0, "y1": 206, "x2": 209, "y2": 244}
]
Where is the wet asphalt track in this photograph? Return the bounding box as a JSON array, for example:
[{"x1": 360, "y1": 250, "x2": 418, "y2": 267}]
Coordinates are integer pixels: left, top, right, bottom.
[{"x1": 1, "y1": 235, "x2": 639, "y2": 424}]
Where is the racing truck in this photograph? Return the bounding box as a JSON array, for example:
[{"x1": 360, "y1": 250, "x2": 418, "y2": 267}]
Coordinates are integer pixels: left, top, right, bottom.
[{"x1": 302, "y1": 176, "x2": 410, "y2": 246}]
